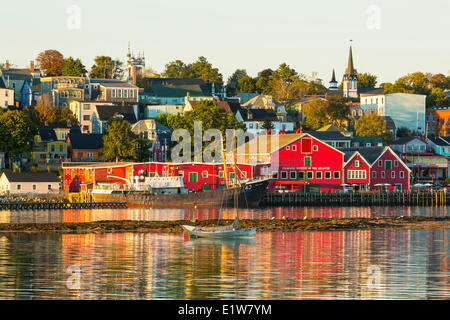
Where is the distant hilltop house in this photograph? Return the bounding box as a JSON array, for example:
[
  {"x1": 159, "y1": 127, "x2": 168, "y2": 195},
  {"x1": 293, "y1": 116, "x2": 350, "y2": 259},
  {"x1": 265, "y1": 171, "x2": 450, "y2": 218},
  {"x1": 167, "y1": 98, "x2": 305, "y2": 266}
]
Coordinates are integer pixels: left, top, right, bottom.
[
  {"x1": 0, "y1": 172, "x2": 60, "y2": 194},
  {"x1": 66, "y1": 132, "x2": 104, "y2": 162},
  {"x1": 0, "y1": 78, "x2": 14, "y2": 108},
  {"x1": 0, "y1": 60, "x2": 41, "y2": 106},
  {"x1": 428, "y1": 105, "x2": 450, "y2": 138}
]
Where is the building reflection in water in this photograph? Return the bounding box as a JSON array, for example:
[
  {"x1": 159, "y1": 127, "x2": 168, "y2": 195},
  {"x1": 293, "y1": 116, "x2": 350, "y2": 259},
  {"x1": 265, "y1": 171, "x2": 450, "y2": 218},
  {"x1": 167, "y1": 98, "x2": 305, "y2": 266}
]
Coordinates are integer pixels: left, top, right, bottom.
[
  {"x1": 0, "y1": 227, "x2": 447, "y2": 299},
  {"x1": 1, "y1": 205, "x2": 449, "y2": 224}
]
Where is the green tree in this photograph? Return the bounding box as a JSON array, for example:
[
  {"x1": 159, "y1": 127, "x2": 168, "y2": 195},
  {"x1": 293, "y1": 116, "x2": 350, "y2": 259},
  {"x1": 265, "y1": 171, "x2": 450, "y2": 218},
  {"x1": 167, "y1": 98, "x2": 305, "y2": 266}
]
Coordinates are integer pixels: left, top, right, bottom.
[
  {"x1": 427, "y1": 87, "x2": 449, "y2": 108},
  {"x1": 261, "y1": 118, "x2": 275, "y2": 131},
  {"x1": 396, "y1": 127, "x2": 412, "y2": 137},
  {"x1": 36, "y1": 49, "x2": 65, "y2": 76},
  {"x1": 101, "y1": 118, "x2": 140, "y2": 162},
  {"x1": 237, "y1": 75, "x2": 256, "y2": 93},
  {"x1": 90, "y1": 56, "x2": 124, "y2": 79},
  {"x1": 0, "y1": 110, "x2": 37, "y2": 167},
  {"x1": 227, "y1": 69, "x2": 248, "y2": 95},
  {"x1": 354, "y1": 112, "x2": 392, "y2": 143},
  {"x1": 162, "y1": 60, "x2": 192, "y2": 78},
  {"x1": 358, "y1": 72, "x2": 377, "y2": 88},
  {"x1": 61, "y1": 57, "x2": 87, "y2": 77},
  {"x1": 190, "y1": 56, "x2": 223, "y2": 86},
  {"x1": 301, "y1": 97, "x2": 349, "y2": 130}
]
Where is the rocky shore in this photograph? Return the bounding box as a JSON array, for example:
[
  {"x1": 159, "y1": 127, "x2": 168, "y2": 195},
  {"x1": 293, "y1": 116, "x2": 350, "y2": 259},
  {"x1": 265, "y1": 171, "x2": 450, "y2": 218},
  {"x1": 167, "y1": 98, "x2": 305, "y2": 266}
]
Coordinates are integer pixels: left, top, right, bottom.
[{"x1": 0, "y1": 216, "x2": 448, "y2": 234}]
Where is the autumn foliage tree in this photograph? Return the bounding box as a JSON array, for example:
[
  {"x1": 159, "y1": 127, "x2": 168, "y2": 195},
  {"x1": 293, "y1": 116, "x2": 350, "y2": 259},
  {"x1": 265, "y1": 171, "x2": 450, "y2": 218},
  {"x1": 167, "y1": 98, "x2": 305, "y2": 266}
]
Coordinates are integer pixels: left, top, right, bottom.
[
  {"x1": 354, "y1": 112, "x2": 392, "y2": 143},
  {"x1": 101, "y1": 118, "x2": 140, "y2": 162},
  {"x1": 301, "y1": 96, "x2": 350, "y2": 130},
  {"x1": 36, "y1": 50, "x2": 65, "y2": 76}
]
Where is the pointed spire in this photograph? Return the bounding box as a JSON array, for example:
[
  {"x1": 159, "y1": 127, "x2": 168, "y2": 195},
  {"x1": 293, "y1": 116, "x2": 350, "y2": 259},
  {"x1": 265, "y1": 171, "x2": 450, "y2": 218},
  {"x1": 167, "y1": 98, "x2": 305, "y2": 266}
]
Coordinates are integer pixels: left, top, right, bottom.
[
  {"x1": 331, "y1": 68, "x2": 336, "y2": 82},
  {"x1": 346, "y1": 45, "x2": 356, "y2": 76}
]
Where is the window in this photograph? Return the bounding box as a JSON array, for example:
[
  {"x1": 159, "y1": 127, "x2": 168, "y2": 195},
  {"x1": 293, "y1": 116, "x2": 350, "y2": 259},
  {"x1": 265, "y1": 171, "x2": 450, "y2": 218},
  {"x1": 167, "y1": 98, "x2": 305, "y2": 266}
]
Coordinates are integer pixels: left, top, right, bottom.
[
  {"x1": 354, "y1": 160, "x2": 361, "y2": 167},
  {"x1": 304, "y1": 157, "x2": 311, "y2": 167},
  {"x1": 179, "y1": 171, "x2": 184, "y2": 178},
  {"x1": 83, "y1": 104, "x2": 90, "y2": 110},
  {"x1": 313, "y1": 145, "x2": 318, "y2": 151},
  {"x1": 290, "y1": 171, "x2": 296, "y2": 179},
  {"x1": 307, "y1": 171, "x2": 313, "y2": 179},
  {"x1": 333, "y1": 171, "x2": 340, "y2": 179},
  {"x1": 59, "y1": 145, "x2": 64, "y2": 152},
  {"x1": 87, "y1": 152, "x2": 93, "y2": 159},
  {"x1": 230, "y1": 172, "x2": 236, "y2": 181},
  {"x1": 325, "y1": 171, "x2": 331, "y2": 179},
  {"x1": 298, "y1": 171, "x2": 305, "y2": 180},
  {"x1": 48, "y1": 185, "x2": 52, "y2": 190},
  {"x1": 378, "y1": 160, "x2": 383, "y2": 167},
  {"x1": 281, "y1": 171, "x2": 288, "y2": 179},
  {"x1": 33, "y1": 184, "x2": 37, "y2": 190},
  {"x1": 316, "y1": 171, "x2": 322, "y2": 179},
  {"x1": 391, "y1": 171, "x2": 395, "y2": 178},
  {"x1": 292, "y1": 145, "x2": 297, "y2": 151},
  {"x1": 261, "y1": 166, "x2": 269, "y2": 175},
  {"x1": 385, "y1": 160, "x2": 392, "y2": 170},
  {"x1": 394, "y1": 160, "x2": 398, "y2": 167},
  {"x1": 399, "y1": 171, "x2": 404, "y2": 179},
  {"x1": 130, "y1": 90, "x2": 134, "y2": 98},
  {"x1": 272, "y1": 171, "x2": 278, "y2": 179},
  {"x1": 17, "y1": 184, "x2": 21, "y2": 190},
  {"x1": 124, "y1": 90, "x2": 128, "y2": 98},
  {"x1": 112, "y1": 89, "x2": 116, "y2": 98},
  {"x1": 202, "y1": 171, "x2": 208, "y2": 178},
  {"x1": 286, "y1": 146, "x2": 290, "y2": 151},
  {"x1": 189, "y1": 172, "x2": 198, "y2": 182},
  {"x1": 83, "y1": 115, "x2": 90, "y2": 121},
  {"x1": 381, "y1": 171, "x2": 385, "y2": 179}
]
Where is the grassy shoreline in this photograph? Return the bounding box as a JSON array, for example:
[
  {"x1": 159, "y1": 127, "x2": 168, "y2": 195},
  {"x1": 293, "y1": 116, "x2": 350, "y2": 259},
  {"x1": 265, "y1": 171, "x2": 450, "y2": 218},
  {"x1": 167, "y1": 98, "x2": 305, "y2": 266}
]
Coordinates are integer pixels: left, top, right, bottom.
[{"x1": 0, "y1": 216, "x2": 448, "y2": 234}]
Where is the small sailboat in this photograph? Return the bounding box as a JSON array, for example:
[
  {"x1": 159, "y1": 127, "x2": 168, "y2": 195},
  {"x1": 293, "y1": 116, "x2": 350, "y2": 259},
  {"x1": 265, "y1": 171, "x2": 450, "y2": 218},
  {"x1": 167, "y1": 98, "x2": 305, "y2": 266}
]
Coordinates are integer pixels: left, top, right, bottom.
[{"x1": 183, "y1": 136, "x2": 257, "y2": 239}]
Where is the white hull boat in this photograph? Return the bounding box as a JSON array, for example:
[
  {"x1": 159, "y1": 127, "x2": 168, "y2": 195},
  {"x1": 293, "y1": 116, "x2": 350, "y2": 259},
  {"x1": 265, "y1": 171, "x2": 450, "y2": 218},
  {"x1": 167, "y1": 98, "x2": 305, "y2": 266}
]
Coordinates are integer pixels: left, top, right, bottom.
[{"x1": 182, "y1": 221, "x2": 256, "y2": 239}]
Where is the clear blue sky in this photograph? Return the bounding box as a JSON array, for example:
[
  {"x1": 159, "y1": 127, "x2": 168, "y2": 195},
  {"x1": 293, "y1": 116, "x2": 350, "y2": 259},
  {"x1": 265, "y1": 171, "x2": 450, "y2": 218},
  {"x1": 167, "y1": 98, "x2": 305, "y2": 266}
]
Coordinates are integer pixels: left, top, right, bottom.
[{"x1": 1, "y1": 0, "x2": 449, "y2": 85}]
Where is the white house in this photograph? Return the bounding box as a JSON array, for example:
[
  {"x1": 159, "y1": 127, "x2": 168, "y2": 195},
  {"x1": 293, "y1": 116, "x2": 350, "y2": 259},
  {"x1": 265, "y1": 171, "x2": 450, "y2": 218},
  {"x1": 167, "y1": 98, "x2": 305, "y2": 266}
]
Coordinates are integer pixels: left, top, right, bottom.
[
  {"x1": 360, "y1": 93, "x2": 426, "y2": 135},
  {"x1": 0, "y1": 172, "x2": 60, "y2": 194}
]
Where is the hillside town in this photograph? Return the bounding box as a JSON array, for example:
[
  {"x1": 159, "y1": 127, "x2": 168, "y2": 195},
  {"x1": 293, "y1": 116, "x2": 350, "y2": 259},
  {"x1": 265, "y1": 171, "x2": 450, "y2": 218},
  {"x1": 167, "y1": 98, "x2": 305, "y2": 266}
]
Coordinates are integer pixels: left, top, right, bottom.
[{"x1": 1, "y1": 44, "x2": 450, "y2": 195}]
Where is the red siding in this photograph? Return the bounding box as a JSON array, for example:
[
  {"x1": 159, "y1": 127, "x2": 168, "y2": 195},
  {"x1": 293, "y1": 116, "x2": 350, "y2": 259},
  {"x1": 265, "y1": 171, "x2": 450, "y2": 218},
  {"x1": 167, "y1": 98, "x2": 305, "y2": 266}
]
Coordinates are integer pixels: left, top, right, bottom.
[
  {"x1": 369, "y1": 148, "x2": 410, "y2": 191},
  {"x1": 343, "y1": 153, "x2": 371, "y2": 186}
]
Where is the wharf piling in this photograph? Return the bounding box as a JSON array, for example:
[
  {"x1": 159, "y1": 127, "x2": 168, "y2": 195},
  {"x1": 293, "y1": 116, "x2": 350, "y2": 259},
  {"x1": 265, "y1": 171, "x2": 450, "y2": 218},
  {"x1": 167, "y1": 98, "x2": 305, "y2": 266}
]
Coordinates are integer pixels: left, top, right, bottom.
[{"x1": 262, "y1": 191, "x2": 450, "y2": 207}]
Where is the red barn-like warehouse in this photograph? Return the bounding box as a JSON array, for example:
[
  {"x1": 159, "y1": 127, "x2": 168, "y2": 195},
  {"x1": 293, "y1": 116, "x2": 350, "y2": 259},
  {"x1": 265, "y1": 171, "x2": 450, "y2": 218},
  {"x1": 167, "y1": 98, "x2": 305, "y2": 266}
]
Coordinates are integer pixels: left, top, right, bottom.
[{"x1": 237, "y1": 133, "x2": 344, "y2": 192}]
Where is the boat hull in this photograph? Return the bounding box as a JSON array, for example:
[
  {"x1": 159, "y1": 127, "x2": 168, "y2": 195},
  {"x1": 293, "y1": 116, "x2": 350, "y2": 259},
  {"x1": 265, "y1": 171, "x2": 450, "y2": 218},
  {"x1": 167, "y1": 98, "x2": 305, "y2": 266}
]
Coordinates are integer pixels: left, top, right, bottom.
[
  {"x1": 92, "y1": 178, "x2": 271, "y2": 208},
  {"x1": 182, "y1": 225, "x2": 256, "y2": 238}
]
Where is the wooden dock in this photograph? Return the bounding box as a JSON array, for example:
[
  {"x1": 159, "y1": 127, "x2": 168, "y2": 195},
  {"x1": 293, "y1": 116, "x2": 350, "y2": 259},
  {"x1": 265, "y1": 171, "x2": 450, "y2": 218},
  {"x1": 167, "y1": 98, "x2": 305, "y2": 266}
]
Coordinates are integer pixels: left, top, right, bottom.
[
  {"x1": 0, "y1": 202, "x2": 127, "y2": 210},
  {"x1": 262, "y1": 191, "x2": 450, "y2": 207}
]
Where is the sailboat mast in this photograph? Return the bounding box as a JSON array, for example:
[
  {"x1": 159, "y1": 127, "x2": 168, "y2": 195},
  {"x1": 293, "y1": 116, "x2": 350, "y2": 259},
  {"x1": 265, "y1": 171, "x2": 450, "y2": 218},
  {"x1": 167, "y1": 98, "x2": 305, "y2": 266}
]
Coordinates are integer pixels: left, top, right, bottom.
[{"x1": 234, "y1": 136, "x2": 238, "y2": 219}]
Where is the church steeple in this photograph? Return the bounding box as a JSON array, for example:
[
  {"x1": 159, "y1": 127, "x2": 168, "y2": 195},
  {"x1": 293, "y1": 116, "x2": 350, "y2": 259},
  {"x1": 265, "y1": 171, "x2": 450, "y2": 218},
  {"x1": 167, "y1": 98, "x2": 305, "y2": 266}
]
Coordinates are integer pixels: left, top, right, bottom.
[
  {"x1": 342, "y1": 44, "x2": 358, "y2": 98},
  {"x1": 329, "y1": 68, "x2": 338, "y2": 90},
  {"x1": 345, "y1": 45, "x2": 357, "y2": 77}
]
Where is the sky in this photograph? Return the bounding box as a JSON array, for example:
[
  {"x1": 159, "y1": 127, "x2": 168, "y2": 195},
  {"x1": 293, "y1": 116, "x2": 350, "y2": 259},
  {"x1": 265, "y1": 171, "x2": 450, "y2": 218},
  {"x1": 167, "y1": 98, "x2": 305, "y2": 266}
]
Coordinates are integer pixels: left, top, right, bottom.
[{"x1": 1, "y1": 0, "x2": 449, "y2": 85}]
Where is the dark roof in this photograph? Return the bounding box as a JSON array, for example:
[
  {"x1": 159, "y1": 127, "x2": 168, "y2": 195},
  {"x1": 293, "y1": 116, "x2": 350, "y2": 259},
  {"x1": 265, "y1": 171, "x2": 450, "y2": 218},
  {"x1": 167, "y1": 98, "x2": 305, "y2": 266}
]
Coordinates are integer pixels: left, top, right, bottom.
[
  {"x1": 90, "y1": 79, "x2": 138, "y2": 88},
  {"x1": 145, "y1": 84, "x2": 206, "y2": 98},
  {"x1": 3, "y1": 172, "x2": 60, "y2": 183},
  {"x1": 429, "y1": 137, "x2": 450, "y2": 146},
  {"x1": 67, "y1": 133, "x2": 104, "y2": 150},
  {"x1": 357, "y1": 147, "x2": 385, "y2": 164},
  {"x1": 0, "y1": 78, "x2": 6, "y2": 88},
  {"x1": 343, "y1": 150, "x2": 357, "y2": 162},
  {"x1": 95, "y1": 105, "x2": 137, "y2": 124},
  {"x1": 325, "y1": 89, "x2": 343, "y2": 97},
  {"x1": 147, "y1": 78, "x2": 205, "y2": 87},
  {"x1": 351, "y1": 136, "x2": 384, "y2": 143},
  {"x1": 390, "y1": 136, "x2": 424, "y2": 145},
  {"x1": 38, "y1": 127, "x2": 57, "y2": 142},
  {"x1": 358, "y1": 87, "x2": 385, "y2": 96},
  {"x1": 0, "y1": 68, "x2": 39, "y2": 81},
  {"x1": 304, "y1": 131, "x2": 351, "y2": 141},
  {"x1": 331, "y1": 69, "x2": 336, "y2": 83},
  {"x1": 246, "y1": 109, "x2": 278, "y2": 121}
]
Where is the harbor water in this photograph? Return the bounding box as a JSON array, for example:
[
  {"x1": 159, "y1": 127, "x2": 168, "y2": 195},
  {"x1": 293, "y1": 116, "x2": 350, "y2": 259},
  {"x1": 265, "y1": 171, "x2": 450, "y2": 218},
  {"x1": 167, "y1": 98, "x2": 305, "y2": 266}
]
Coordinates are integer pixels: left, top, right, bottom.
[{"x1": 0, "y1": 206, "x2": 448, "y2": 299}]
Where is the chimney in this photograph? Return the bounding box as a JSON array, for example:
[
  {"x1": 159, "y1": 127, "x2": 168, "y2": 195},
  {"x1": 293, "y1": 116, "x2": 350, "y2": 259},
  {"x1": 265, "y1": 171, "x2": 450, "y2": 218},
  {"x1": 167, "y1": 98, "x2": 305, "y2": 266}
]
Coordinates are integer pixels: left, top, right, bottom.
[
  {"x1": 132, "y1": 65, "x2": 137, "y2": 85},
  {"x1": 30, "y1": 60, "x2": 35, "y2": 71},
  {"x1": 5, "y1": 60, "x2": 10, "y2": 70}
]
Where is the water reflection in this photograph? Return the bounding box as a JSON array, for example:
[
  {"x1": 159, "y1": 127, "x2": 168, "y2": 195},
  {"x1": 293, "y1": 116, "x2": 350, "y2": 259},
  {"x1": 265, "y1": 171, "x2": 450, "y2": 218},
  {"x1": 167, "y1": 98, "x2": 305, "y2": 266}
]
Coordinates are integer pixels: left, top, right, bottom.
[
  {"x1": 0, "y1": 206, "x2": 449, "y2": 224},
  {"x1": 0, "y1": 228, "x2": 447, "y2": 299}
]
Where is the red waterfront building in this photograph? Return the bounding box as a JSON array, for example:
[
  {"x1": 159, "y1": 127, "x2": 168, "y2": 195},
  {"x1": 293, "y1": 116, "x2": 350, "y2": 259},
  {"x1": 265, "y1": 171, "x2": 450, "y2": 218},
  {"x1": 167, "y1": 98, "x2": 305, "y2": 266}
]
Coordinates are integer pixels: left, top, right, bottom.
[
  {"x1": 237, "y1": 133, "x2": 344, "y2": 192},
  {"x1": 63, "y1": 161, "x2": 254, "y2": 193},
  {"x1": 343, "y1": 150, "x2": 371, "y2": 191}
]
